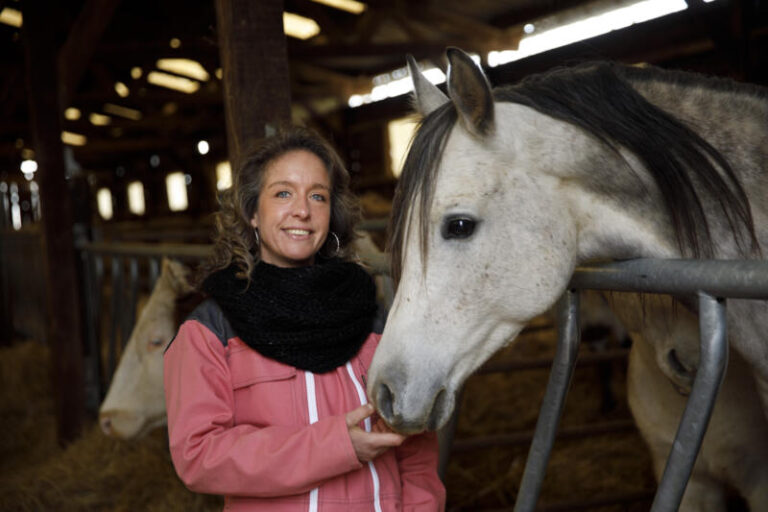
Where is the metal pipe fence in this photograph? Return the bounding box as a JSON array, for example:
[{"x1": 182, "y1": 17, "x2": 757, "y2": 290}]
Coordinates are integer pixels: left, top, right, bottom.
[{"x1": 512, "y1": 258, "x2": 768, "y2": 512}]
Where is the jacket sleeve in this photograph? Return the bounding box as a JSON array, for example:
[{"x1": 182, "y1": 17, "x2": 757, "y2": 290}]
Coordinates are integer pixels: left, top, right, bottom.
[
  {"x1": 395, "y1": 430, "x2": 447, "y2": 511},
  {"x1": 164, "y1": 320, "x2": 362, "y2": 497}
]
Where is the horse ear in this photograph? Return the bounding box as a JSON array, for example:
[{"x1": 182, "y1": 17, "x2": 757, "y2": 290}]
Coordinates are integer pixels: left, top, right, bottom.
[
  {"x1": 407, "y1": 54, "x2": 449, "y2": 116},
  {"x1": 446, "y1": 47, "x2": 494, "y2": 136},
  {"x1": 161, "y1": 257, "x2": 194, "y2": 295}
]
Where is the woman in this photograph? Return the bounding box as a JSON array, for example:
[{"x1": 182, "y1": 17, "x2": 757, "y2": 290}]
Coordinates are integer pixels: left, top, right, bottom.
[{"x1": 164, "y1": 126, "x2": 445, "y2": 511}]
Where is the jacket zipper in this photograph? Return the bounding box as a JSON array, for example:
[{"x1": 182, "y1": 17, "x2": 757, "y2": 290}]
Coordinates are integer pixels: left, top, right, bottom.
[
  {"x1": 304, "y1": 371, "x2": 319, "y2": 512},
  {"x1": 345, "y1": 362, "x2": 383, "y2": 512}
]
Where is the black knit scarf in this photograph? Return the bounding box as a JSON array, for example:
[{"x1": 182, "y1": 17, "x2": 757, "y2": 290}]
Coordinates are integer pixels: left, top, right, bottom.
[{"x1": 202, "y1": 258, "x2": 377, "y2": 373}]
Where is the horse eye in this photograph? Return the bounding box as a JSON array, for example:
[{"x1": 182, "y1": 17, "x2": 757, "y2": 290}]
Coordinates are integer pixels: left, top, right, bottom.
[
  {"x1": 149, "y1": 338, "x2": 164, "y2": 347},
  {"x1": 442, "y1": 217, "x2": 477, "y2": 240}
]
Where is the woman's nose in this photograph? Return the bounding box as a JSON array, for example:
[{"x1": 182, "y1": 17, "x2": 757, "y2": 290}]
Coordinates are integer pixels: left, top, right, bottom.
[{"x1": 292, "y1": 197, "x2": 310, "y2": 218}]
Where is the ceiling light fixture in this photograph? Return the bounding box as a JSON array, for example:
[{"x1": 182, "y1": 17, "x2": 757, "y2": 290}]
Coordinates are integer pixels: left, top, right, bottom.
[
  {"x1": 283, "y1": 12, "x2": 321, "y2": 40},
  {"x1": 310, "y1": 0, "x2": 366, "y2": 14},
  {"x1": 147, "y1": 71, "x2": 200, "y2": 94},
  {"x1": 103, "y1": 103, "x2": 142, "y2": 121},
  {"x1": 89, "y1": 113, "x2": 112, "y2": 126},
  {"x1": 64, "y1": 107, "x2": 81, "y2": 121},
  {"x1": 115, "y1": 81, "x2": 130, "y2": 97},
  {"x1": 61, "y1": 131, "x2": 87, "y2": 146},
  {"x1": 0, "y1": 7, "x2": 22, "y2": 28},
  {"x1": 156, "y1": 58, "x2": 210, "y2": 81}
]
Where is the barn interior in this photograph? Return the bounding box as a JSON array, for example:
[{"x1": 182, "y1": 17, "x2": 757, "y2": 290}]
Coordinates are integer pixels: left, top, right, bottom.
[{"x1": 1, "y1": 0, "x2": 767, "y2": 510}]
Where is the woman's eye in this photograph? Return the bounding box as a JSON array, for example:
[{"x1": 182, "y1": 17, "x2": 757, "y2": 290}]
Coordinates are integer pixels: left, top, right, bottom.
[
  {"x1": 442, "y1": 217, "x2": 477, "y2": 239},
  {"x1": 276, "y1": 191, "x2": 290, "y2": 198},
  {"x1": 311, "y1": 193, "x2": 327, "y2": 202}
]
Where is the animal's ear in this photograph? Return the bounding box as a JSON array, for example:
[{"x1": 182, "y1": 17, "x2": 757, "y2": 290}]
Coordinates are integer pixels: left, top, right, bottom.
[
  {"x1": 162, "y1": 258, "x2": 194, "y2": 295},
  {"x1": 446, "y1": 47, "x2": 494, "y2": 136},
  {"x1": 407, "y1": 54, "x2": 449, "y2": 116}
]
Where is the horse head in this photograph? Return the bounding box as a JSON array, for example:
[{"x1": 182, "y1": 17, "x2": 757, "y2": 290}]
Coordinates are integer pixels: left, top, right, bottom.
[
  {"x1": 367, "y1": 49, "x2": 591, "y2": 433},
  {"x1": 99, "y1": 258, "x2": 198, "y2": 439}
]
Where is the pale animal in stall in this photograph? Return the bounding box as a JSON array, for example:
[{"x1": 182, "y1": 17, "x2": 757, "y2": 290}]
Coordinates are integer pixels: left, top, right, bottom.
[
  {"x1": 99, "y1": 258, "x2": 200, "y2": 439},
  {"x1": 366, "y1": 48, "x2": 768, "y2": 438},
  {"x1": 99, "y1": 233, "x2": 389, "y2": 439},
  {"x1": 610, "y1": 293, "x2": 768, "y2": 511}
]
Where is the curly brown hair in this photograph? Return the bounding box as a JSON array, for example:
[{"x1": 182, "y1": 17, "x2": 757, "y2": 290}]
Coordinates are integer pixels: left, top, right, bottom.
[{"x1": 200, "y1": 126, "x2": 361, "y2": 284}]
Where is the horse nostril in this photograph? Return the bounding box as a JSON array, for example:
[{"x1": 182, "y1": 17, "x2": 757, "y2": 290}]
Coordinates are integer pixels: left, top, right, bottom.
[
  {"x1": 99, "y1": 415, "x2": 113, "y2": 436},
  {"x1": 377, "y1": 382, "x2": 394, "y2": 422}
]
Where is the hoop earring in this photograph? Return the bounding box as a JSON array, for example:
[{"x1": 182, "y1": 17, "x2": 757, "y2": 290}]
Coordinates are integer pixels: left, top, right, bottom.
[
  {"x1": 253, "y1": 228, "x2": 260, "y2": 247},
  {"x1": 326, "y1": 231, "x2": 340, "y2": 257}
]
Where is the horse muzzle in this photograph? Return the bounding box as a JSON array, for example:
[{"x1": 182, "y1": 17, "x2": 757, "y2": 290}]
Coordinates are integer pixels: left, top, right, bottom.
[{"x1": 369, "y1": 367, "x2": 456, "y2": 434}]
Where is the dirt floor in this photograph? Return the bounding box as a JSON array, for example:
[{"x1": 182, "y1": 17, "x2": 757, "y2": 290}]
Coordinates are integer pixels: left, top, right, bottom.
[{"x1": 0, "y1": 320, "x2": 659, "y2": 511}]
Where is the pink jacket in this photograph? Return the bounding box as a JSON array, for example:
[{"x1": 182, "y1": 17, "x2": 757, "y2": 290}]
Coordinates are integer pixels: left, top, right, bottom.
[{"x1": 164, "y1": 299, "x2": 445, "y2": 512}]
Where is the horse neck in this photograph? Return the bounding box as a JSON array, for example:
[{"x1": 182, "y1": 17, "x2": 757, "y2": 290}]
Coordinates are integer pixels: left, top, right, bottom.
[{"x1": 570, "y1": 76, "x2": 768, "y2": 261}]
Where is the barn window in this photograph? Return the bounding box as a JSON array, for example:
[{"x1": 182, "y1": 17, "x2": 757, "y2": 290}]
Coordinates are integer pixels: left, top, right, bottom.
[
  {"x1": 216, "y1": 161, "x2": 232, "y2": 191},
  {"x1": 387, "y1": 117, "x2": 417, "y2": 179},
  {"x1": 165, "y1": 172, "x2": 188, "y2": 211},
  {"x1": 96, "y1": 188, "x2": 113, "y2": 220},
  {"x1": 127, "y1": 181, "x2": 146, "y2": 215}
]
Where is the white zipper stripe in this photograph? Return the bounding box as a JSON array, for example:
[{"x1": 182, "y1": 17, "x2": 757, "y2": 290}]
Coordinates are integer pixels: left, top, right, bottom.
[
  {"x1": 345, "y1": 362, "x2": 382, "y2": 512},
  {"x1": 305, "y1": 371, "x2": 319, "y2": 424},
  {"x1": 305, "y1": 371, "x2": 319, "y2": 512}
]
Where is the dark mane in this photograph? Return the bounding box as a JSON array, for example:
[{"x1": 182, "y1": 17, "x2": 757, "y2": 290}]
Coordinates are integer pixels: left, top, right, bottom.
[
  {"x1": 388, "y1": 103, "x2": 457, "y2": 286},
  {"x1": 389, "y1": 63, "x2": 761, "y2": 285},
  {"x1": 495, "y1": 62, "x2": 759, "y2": 259}
]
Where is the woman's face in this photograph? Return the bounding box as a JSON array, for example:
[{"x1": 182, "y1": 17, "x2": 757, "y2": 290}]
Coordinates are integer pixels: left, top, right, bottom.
[{"x1": 250, "y1": 149, "x2": 332, "y2": 268}]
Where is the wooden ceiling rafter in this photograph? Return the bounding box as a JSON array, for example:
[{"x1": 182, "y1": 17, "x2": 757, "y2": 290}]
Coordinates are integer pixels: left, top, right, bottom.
[{"x1": 57, "y1": 0, "x2": 123, "y2": 108}]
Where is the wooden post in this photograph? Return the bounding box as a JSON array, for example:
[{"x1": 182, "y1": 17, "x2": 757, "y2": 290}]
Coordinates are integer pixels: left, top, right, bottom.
[
  {"x1": 215, "y1": 0, "x2": 292, "y2": 171},
  {"x1": 22, "y1": 1, "x2": 85, "y2": 444}
]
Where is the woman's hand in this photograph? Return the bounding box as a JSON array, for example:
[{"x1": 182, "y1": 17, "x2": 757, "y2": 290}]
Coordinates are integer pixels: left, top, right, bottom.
[{"x1": 345, "y1": 404, "x2": 406, "y2": 462}]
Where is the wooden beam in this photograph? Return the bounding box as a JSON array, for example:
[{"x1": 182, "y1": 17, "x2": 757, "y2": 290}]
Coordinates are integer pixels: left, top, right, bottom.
[
  {"x1": 58, "y1": 0, "x2": 122, "y2": 107},
  {"x1": 215, "y1": 0, "x2": 292, "y2": 171},
  {"x1": 21, "y1": 0, "x2": 85, "y2": 445}
]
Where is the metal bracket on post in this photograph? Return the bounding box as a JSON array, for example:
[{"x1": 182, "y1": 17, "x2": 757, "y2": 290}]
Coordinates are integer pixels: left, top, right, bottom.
[
  {"x1": 650, "y1": 292, "x2": 728, "y2": 511},
  {"x1": 514, "y1": 289, "x2": 581, "y2": 512}
]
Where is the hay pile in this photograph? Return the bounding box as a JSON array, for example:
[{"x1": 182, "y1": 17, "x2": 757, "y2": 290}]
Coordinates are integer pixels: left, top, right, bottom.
[
  {"x1": 443, "y1": 320, "x2": 657, "y2": 511},
  {"x1": 0, "y1": 340, "x2": 221, "y2": 512}
]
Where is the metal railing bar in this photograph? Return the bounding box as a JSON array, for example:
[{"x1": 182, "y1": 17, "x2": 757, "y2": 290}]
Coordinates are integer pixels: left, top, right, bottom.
[
  {"x1": 650, "y1": 293, "x2": 728, "y2": 512},
  {"x1": 148, "y1": 257, "x2": 161, "y2": 289},
  {"x1": 121, "y1": 257, "x2": 139, "y2": 348},
  {"x1": 450, "y1": 418, "x2": 636, "y2": 452},
  {"x1": 571, "y1": 259, "x2": 768, "y2": 298},
  {"x1": 476, "y1": 348, "x2": 629, "y2": 374},
  {"x1": 107, "y1": 256, "x2": 123, "y2": 379},
  {"x1": 78, "y1": 241, "x2": 213, "y2": 260},
  {"x1": 514, "y1": 290, "x2": 581, "y2": 512}
]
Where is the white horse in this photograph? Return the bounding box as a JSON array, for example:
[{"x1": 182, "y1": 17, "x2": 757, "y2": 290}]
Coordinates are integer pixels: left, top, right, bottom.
[
  {"x1": 99, "y1": 258, "x2": 199, "y2": 439},
  {"x1": 366, "y1": 47, "x2": 768, "y2": 442},
  {"x1": 610, "y1": 293, "x2": 768, "y2": 510}
]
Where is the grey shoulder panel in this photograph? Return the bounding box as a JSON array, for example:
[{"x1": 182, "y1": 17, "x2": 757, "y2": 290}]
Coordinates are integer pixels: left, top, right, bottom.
[
  {"x1": 187, "y1": 298, "x2": 236, "y2": 347},
  {"x1": 165, "y1": 298, "x2": 236, "y2": 354}
]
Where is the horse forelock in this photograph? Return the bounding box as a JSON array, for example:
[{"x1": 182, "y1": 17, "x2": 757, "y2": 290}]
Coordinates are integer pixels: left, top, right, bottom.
[
  {"x1": 493, "y1": 62, "x2": 761, "y2": 258},
  {"x1": 388, "y1": 103, "x2": 458, "y2": 288}
]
